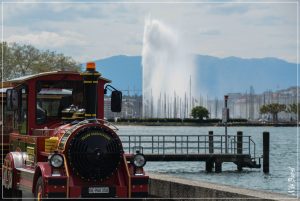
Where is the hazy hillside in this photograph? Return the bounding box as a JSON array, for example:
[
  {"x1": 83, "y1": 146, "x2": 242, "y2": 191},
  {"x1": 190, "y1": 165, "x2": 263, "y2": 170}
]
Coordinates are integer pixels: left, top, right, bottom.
[
  {"x1": 93, "y1": 55, "x2": 142, "y2": 94},
  {"x1": 195, "y1": 55, "x2": 297, "y2": 97},
  {"x1": 90, "y1": 55, "x2": 297, "y2": 97}
]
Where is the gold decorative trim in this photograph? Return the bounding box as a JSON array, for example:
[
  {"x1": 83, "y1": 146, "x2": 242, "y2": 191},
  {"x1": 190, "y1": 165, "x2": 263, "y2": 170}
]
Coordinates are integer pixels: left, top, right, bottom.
[
  {"x1": 80, "y1": 72, "x2": 101, "y2": 76},
  {"x1": 84, "y1": 114, "x2": 96, "y2": 117},
  {"x1": 63, "y1": 154, "x2": 70, "y2": 198},
  {"x1": 83, "y1": 81, "x2": 98, "y2": 84},
  {"x1": 123, "y1": 155, "x2": 131, "y2": 198}
]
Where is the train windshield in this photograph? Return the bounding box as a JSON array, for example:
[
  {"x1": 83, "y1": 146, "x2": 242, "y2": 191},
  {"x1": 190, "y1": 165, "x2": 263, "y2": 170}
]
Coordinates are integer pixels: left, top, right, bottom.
[{"x1": 36, "y1": 80, "x2": 84, "y2": 124}]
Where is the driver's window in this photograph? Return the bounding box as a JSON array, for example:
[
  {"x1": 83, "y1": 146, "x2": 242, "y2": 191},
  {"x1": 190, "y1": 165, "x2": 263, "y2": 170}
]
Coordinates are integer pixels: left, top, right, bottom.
[{"x1": 36, "y1": 80, "x2": 83, "y2": 124}]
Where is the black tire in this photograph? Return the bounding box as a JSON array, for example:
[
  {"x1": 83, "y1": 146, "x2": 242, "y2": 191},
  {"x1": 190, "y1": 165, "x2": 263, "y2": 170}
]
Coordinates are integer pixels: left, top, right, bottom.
[
  {"x1": 3, "y1": 187, "x2": 22, "y2": 201},
  {"x1": 35, "y1": 177, "x2": 45, "y2": 201},
  {"x1": 3, "y1": 187, "x2": 12, "y2": 200},
  {"x1": 12, "y1": 189, "x2": 22, "y2": 201},
  {"x1": 34, "y1": 177, "x2": 66, "y2": 201}
]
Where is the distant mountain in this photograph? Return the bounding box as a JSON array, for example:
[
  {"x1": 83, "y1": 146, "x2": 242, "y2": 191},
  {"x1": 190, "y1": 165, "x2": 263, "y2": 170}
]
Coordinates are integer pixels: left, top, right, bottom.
[
  {"x1": 88, "y1": 55, "x2": 297, "y2": 97},
  {"x1": 92, "y1": 55, "x2": 142, "y2": 94},
  {"x1": 194, "y1": 55, "x2": 297, "y2": 97}
]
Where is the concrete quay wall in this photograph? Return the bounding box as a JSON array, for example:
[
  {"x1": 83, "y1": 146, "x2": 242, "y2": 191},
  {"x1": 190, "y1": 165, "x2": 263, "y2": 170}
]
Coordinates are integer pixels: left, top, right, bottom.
[{"x1": 148, "y1": 173, "x2": 298, "y2": 201}]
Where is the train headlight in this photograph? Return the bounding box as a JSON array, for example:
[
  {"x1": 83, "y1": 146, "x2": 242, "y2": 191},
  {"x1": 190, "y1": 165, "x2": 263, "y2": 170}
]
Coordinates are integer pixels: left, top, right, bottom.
[
  {"x1": 132, "y1": 153, "x2": 146, "y2": 168},
  {"x1": 49, "y1": 154, "x2": 64, "y2": 168}
]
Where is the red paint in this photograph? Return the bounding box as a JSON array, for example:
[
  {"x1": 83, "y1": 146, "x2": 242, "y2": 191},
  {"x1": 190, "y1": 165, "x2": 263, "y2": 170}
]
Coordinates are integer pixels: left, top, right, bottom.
[{"x1": 1, "y1": 71, "x2": 149, "y2": 198}]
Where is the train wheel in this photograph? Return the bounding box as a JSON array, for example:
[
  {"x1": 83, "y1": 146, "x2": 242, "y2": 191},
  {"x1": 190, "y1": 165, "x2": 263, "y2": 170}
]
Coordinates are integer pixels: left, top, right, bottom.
[{"x1": 35, "y1": 177, "x2": 45, "y2": 201}]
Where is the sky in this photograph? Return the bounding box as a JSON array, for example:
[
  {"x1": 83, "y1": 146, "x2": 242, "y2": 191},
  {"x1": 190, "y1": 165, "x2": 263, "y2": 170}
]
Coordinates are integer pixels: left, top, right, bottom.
[{"x1": 1, "y1": 0, "x2": 298, "y2": 63}]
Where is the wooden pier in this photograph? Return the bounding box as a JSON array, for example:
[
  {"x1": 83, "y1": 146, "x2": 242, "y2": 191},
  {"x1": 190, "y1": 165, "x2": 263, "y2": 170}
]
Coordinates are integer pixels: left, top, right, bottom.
[{"x1": 120, "y1": 131, "x2": 268, "y2": 173}]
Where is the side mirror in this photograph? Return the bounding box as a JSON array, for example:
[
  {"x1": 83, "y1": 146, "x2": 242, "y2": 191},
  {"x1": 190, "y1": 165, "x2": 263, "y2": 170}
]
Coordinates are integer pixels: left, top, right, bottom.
[
  {"x1": 111, "y1": 91, "x2": 122, "y2": 112},
  {"x1": 6, "y1": 89, "x2": 18, "y2": 111}
]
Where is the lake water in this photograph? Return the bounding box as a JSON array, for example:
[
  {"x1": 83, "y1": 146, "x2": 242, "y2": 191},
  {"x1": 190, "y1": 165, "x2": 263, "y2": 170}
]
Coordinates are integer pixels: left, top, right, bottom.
[{"x1": 117, "y1": 126, "x2": 299, "y2": 197}]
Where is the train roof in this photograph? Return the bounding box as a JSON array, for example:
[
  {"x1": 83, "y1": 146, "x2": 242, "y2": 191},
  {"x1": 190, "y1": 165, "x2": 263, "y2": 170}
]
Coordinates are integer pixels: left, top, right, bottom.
[{"x1": 1, "y1": 71, "x2": 111, "y2": 88}]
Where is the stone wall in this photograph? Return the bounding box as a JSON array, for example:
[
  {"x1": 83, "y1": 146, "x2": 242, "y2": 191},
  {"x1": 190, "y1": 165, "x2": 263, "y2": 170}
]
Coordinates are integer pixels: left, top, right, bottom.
[{"x1": 148, "y1": 173, "x2": 297, "y2": 201}]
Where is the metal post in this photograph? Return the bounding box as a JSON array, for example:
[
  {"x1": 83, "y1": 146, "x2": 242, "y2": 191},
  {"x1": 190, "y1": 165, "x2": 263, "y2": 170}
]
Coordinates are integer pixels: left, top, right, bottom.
[
  {"x1": 263, "y1": 131, "x2": 270, "y2": 173},
  {"x1": 157, "y1": 136, "x2": 159, "y2": 154},
  {"x1": 163, "y1": 136, "x2": 165, "y2": 155},
  {"x1": 204, "y1": 136, "x2": 207, "y2": 154},
  {"x1": 234, "y1": 136, "x2": 237, "y2": 154},
  {"x1": 129, "y1": 136, "x2": 131, "y2": 153},
  {"x1": 237, "y1": 131, "x2": 243, "y2": 171},
  {"x1": 225, "y1": 125, "x2": 227, "y2": 153},
  {"x1": 221, "y1": 136, "x2": 223, "y2": 153},
  {"x1": 248, "y1": 136, "x2": 251, "y2": 155},
  {"x1": 237, "y1": 131, "x2": 243, "y2": 154},
  {"x1": 206, "y1": 159, "x2": 213, "y2": 173},
  {"x1": 224, "y1": 95, "x2": 228, "y2": 153},
  {"x1": 206, "y1": 131, "x2": 214, "y2": 175},
  {"x1": 209, "y1": 131, "x2": 214, "y2": 154},
  {"x1": 139, "y1": 136, "x2": 141, "y2": 150},
  {"x1": 134, "y1": 136, "x2": 136, "y2": 152},
  {"x1": 198, "y1": 136, "x2": 200, "y2": 154},
  {"x1": 215, "y1": 160, "x2": 222, "y2": 173},
  {"x1": 175, "y1": 136, "x2": 177, "y2": 154},
  {"x1": 152, "y1": 136, "x2": 154, "y2": 154},
  {"x1": 187, "y1": 136, "x2": 189, "y2": 155},
  {"x1": 181, "y1": 136, "x2": 183, "y2": 154}
]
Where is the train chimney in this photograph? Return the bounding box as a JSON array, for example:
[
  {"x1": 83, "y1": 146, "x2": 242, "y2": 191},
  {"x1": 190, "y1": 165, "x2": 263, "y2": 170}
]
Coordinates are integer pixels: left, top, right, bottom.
[{"x1": 81, "y1": 62, "x2": 101, "y2": 119}]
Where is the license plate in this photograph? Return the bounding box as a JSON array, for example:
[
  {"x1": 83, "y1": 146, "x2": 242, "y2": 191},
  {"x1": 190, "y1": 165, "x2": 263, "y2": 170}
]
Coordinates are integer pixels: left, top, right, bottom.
[{"x1": 88, "y1": 187, "x2": 109, "y2": 194}]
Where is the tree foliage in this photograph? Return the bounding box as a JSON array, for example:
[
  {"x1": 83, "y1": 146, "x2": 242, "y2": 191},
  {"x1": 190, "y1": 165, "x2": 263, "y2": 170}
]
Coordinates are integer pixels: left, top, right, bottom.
[
  {"x1": 0, "y1": 42, "x2": 81, "y2": 81},
  {"x1": 191, "y1": 106, "x2": 209, "y2": 120},
  {"x1": 260, "y1": 103, "x2": 286, "y2": 122}
]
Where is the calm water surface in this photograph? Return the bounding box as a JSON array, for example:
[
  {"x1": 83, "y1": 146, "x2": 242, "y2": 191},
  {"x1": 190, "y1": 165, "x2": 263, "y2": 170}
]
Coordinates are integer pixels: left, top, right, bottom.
[{"x1": 117, "y1": 126, "x2": 299, "y2": 196}]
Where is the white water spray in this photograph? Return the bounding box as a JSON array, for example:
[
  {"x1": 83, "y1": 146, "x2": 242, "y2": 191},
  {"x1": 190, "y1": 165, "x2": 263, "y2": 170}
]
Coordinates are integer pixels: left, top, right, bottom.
[{"x1": 142, "y1": 18, "x2": 197, "y2": 118}]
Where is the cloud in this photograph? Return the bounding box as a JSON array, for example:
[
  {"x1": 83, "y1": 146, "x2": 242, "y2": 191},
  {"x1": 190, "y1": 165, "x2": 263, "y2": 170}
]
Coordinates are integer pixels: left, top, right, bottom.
[
  {"x1": 3, "y1": 3, "x2": 101, "y2": 25},
  {"x1": 198, "y1": 29, "x2": 221, "y2": 36},
  {"x1": 206, "y1": 4, "x2": 250, "y2": 15},
  {"x1": 2, "y1": 2, "x2": 297, "y2": 63},
  {"x1": 6, "y1": 31, "x2": 87, "y2": 49}
]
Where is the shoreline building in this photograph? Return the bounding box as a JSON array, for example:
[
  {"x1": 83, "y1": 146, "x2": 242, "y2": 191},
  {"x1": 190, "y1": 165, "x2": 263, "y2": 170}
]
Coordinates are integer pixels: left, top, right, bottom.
[{"x1": 104, "y1": 86, "x2": 299, "y2": 121}]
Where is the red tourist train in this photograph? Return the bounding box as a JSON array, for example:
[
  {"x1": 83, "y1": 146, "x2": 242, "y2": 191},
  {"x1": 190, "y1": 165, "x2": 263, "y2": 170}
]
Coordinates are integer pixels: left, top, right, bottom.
[{"x1": 1, "y1": 62, "x2": 148, "y2": 199}]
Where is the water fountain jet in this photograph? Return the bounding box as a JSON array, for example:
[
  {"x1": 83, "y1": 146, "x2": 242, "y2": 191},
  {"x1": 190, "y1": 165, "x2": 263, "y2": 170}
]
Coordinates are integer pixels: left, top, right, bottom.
[{"x1": 142, "y1": 17, "x2": 197, "y2": 118}]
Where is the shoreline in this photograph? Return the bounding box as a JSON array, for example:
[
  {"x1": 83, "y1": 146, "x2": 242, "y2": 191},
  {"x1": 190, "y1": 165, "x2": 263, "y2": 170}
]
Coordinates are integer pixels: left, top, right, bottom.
[{"x1": 148, "y1": 173, "x2": 297, "y2": 200}]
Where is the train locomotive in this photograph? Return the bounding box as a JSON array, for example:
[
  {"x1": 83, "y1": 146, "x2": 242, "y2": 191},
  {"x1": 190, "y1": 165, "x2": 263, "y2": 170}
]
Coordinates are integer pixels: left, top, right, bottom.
[{"x1": 1, "y1": 62, "x2": 148, "y2": 199}]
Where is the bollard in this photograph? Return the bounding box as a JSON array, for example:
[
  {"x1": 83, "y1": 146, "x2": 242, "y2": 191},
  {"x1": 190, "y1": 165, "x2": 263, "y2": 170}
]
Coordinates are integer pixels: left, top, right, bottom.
[
  {"x1": 215, "y1": 160, "x2": 222, "y2": 173},
  {"x1": 237, "y1": 131, "x2": 243, "y2": 171},
  {"x1": 237, "y1": 131, "x2": 243, "y2": 154},
  {"x1": 206, "y1": 131, "x2": 214, "y2": 172},
  {"x1": 205, "y1": 159, "x2": 214, "y2": 173},
  {"x1": 209, "y1": 131, "x2": 214, "y2": 154},
  {"x1": 263, "y1": 132, "x2": 270, "y2": 173}
]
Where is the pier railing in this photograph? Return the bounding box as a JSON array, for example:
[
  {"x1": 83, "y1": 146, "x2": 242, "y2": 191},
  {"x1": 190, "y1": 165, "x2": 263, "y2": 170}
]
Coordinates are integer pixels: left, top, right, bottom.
[{"x1": 120, "y1": 132, "x2": 257, "y2": 159}]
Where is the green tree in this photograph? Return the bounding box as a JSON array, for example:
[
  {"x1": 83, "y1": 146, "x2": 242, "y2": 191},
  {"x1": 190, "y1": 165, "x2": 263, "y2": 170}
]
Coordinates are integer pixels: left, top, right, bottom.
[
  {"x1": 1, "y1": 42, "x2": 81, "y2": 81},
  {"x1": 33, "y1": 51, "x2": 80, "y2": 73},
  {"x1": 0, "y1": 42, "x2": 15, "y2": 80},
  {"x1": 260, "y1": 105, "x2": 268, "y2": 115},
  {"x1": 191, "y1": 106, "x2": 209, "y2": 120},
  {"x1": 287, "y1": 103, "x2": 299, "y2": 121},
  {"x1": 10, "y1": 43, "x2": 40, "y2": 77},
  {"x1": 260, "y1": 103, "x2": 286, "y2": 122}
]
